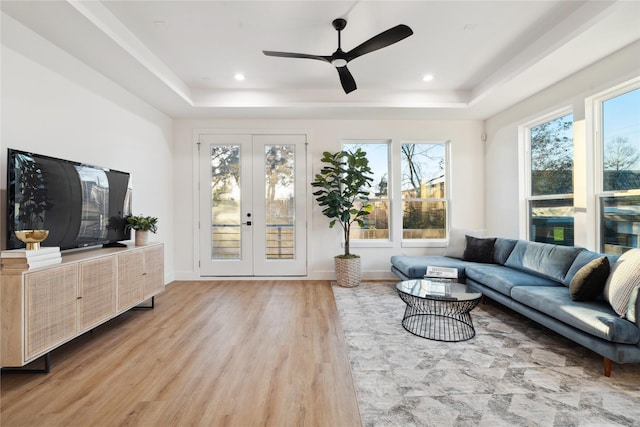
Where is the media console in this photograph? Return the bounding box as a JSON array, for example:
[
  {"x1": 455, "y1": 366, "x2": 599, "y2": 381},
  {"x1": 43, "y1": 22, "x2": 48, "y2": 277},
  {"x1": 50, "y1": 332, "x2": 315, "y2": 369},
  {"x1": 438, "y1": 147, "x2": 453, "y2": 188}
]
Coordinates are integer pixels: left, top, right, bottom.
[{"x1": 1, "y1": 242, "x2": 164, "y2": 372}]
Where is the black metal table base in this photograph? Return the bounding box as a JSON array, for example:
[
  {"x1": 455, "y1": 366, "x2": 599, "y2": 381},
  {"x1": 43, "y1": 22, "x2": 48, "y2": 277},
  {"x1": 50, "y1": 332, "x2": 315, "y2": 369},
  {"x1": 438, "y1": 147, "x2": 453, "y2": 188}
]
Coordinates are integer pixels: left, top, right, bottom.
[{"x1": 398, "y1": 293, "x2": 481, "y2": 342}]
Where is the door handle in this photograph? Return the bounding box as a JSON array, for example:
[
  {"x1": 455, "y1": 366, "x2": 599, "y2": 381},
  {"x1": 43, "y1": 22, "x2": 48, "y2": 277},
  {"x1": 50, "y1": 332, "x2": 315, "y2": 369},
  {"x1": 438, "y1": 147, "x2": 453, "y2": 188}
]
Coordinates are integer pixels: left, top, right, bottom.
[{"x1": 242, "y1": 221, "x2": 252, "y2": 226}]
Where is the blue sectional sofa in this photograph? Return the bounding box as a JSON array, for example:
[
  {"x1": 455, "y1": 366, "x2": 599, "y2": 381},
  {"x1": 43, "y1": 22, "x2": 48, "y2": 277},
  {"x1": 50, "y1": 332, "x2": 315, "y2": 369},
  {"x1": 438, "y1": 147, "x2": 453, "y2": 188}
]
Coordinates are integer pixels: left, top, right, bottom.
[{"x1": 391, "y1": 238, "x2": 640, "y2": 376}]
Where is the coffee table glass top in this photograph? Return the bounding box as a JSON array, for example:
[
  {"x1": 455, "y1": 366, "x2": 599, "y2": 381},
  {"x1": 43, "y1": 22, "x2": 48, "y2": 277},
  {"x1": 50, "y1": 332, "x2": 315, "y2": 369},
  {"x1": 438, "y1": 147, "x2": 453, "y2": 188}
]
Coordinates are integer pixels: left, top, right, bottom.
[{"x1": 396, "y1": 279, "x2": 481, "y2": 302}]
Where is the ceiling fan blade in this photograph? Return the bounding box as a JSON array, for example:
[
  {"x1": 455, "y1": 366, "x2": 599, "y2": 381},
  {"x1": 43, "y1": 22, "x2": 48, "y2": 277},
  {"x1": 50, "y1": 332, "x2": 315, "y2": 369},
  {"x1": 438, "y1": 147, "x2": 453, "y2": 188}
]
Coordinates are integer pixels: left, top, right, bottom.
[
  {"x1": 336, "y1": 66, "x2": 357, "y2": 94},
  {"x1": 263, "y1": 51, "x2": 330, "y2": 63},
  {"x1": 345, "y1": 24, "x2": 413, "y2": 62}
]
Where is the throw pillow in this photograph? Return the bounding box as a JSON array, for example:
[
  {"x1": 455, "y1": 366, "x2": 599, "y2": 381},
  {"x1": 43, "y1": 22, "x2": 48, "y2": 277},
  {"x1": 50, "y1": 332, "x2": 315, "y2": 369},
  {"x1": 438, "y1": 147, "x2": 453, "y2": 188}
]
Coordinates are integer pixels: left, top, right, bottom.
[
  {"x1": 444, "y1": 228, "x2": 484, "y2": 259},
  {"x1": 463, "y1": 236, "x2": 497, "y2": 263},
  {"x1": 604, "y1": 249, "x2": 640, "y2": 316},
  {"x1": 569, "y1": 256, "x2": 610, "y2": 301}
]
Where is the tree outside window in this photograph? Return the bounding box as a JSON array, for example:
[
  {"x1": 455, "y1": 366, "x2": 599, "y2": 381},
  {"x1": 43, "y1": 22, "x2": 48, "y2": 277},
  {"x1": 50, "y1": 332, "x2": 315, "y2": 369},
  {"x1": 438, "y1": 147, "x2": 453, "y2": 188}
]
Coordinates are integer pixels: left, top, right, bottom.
[
  {"x1": 528, "y1": 113, "x2": 574, "y2": 246},
  {"x1": 600, "y1": 87, "x2": 640, "y2": 254},
  {"x1": 401, "y1": 143, "x2": 447, "y2": 239}
]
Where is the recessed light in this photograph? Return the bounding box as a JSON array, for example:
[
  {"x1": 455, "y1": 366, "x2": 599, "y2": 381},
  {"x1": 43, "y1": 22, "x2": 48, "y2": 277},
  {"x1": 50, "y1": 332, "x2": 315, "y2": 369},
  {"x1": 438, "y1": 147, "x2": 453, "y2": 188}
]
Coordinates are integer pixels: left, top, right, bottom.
[
  {"x1": 234, "y1": 73, "x2": 246, "y2": 81},
  {"x1": 422, "y1": 74, "x2": 434, "y2": 82}
]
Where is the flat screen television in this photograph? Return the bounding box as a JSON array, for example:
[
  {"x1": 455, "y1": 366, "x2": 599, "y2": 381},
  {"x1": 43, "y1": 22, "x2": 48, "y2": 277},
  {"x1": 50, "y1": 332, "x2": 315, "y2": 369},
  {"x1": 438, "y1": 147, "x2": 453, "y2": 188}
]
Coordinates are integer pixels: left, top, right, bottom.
[{"x1": 6, "y1": 148, "x2": 132, "y2": 250}]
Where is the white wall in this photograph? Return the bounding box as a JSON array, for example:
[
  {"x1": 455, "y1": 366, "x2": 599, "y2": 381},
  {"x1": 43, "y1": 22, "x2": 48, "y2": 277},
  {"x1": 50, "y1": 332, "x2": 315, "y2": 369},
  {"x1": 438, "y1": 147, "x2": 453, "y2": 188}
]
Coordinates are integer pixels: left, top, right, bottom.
[
  {"x1": 173, "y1": 118, "x2": 484, "y2": 280},
  {"x1": 1, "y1": 14, "x2": 175, "y2": 282},
  {"x1": 484, "y1": 41, "x2": 640, "y2": 247}
]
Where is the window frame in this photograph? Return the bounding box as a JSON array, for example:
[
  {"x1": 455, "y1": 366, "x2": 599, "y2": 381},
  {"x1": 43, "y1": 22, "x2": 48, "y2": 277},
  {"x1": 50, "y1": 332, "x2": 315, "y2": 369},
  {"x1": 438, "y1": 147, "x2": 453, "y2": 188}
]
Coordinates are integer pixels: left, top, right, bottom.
[
  {"x1": 342, "y1": 140, "x2": 393, "y2": 248},
  {"x1": 341, "y1": 139, "x2": 451, "y2": 249},
  {"x1": 520, "y1": 107, "x2": 575, "y2": 244},
  {"x1": 399, "y1": 140, "x2": 451, "y2": 248},
  {"x1": 592, "y1": 78, "x2": 640, "y2": 253}
]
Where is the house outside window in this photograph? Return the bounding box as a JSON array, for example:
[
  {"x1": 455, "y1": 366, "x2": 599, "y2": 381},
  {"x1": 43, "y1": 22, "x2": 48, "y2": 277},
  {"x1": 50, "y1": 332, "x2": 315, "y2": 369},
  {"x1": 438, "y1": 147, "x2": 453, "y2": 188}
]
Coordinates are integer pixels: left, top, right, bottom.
[
  {"x1": 596, "y1": 84, "x2": 640, "y2": 254},
  {"x1": 525, "y1": 112, "x2": 574, "y2": 246}
]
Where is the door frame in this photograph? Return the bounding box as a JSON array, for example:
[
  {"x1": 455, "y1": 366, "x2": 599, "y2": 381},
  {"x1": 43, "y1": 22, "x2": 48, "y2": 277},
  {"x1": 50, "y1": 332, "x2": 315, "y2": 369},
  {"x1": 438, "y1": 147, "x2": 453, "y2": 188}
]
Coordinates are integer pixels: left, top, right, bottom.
[{"x1": 192, "y1": 128, "x2": 313, "y2": 278}]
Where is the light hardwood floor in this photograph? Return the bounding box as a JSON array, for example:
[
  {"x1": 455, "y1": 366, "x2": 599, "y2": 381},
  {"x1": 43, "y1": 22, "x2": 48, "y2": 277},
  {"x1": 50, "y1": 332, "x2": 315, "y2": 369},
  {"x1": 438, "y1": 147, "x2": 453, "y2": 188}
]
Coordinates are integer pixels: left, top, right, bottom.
[{"x1": 1, "y1": 280, "x2": 362, "y2": 426}]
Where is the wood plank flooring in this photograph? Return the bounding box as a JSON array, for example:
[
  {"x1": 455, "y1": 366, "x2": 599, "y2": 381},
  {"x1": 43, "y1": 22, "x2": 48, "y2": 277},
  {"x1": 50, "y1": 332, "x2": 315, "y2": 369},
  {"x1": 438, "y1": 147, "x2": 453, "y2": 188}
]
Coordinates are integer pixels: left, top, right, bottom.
[{"x1": 0, "y1": 280, "x2": 362, "y2": 427}]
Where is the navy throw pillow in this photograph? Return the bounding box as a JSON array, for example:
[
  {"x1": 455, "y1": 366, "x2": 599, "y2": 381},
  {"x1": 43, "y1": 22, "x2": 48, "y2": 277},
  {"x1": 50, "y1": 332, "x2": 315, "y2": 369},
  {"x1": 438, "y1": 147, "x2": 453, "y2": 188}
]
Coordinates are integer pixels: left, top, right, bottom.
[
  {"x1": 570, "y1": 256, "x2": 610, "y2": 301},
  {"x1": 463, "y1": 236, "x2": 497, "y2": 263}
]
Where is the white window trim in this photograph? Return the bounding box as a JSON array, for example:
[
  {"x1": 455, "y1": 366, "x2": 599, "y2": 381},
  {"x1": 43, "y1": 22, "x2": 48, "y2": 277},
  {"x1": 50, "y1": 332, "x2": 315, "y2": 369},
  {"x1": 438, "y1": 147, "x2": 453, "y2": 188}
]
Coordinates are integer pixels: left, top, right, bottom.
[
  {"x1": 588, "y1": 77, "x2": 640, "y2": 252},
  {"x1": 519, "y1": 107, "x2": 574, "y2": 241},
  {"x1": 342, "y1": 139, "x2": 393, "y2": 245},
  {"x1": 400, "y1": 139, "x2": 451, "y2": 245}
]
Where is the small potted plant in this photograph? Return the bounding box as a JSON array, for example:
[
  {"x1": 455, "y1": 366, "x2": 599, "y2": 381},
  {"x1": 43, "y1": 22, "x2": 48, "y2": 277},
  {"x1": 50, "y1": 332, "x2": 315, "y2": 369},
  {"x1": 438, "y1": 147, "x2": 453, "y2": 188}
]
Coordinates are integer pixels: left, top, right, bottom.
[
  {"x1": 126, "y1": 215, "x2": 158, "y2": 246},
  {"x1": 311, "y1": 149, "x2": 373, "y2": 287}
]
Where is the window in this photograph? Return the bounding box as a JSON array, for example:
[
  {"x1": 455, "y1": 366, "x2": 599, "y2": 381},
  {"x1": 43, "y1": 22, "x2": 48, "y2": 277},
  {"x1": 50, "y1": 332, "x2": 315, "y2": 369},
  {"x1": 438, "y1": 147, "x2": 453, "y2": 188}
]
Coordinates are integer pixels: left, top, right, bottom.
[
  {"x1": 525, "y1": 112, "x2": 574, "y2": 246},
  {"x1": 596, "y1": 85, "x2": 640, "y2": 254},
  {"x1": 401, "y1": 143, "x2": 447, "y2": 240},
  {"x1": 343, "y1": 141, "x2": 390, "y2": 240},
  {"x1": 342, "y1": 140, "x2": 449, "y2": 245}
]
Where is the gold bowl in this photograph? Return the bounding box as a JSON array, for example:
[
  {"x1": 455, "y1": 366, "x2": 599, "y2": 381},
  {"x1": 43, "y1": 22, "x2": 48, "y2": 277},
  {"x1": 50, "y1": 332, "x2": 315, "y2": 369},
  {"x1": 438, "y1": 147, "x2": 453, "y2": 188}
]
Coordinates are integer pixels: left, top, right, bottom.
[{"x1": 14, "y1": 230, "x2": 50, "y2": 250}]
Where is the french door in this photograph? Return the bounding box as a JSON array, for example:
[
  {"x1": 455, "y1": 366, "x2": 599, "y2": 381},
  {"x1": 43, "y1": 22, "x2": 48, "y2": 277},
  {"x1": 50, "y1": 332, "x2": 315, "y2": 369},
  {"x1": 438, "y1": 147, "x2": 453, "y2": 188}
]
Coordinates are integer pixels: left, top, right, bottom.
[{"x1": 198, "y1": 134, "x2": 307, "y2": 276}]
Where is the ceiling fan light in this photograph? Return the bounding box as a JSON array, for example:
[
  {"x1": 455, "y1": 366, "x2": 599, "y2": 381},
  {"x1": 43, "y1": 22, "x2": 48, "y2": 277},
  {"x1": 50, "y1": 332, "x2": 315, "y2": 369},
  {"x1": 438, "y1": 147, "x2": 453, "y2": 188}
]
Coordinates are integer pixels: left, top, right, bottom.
[{"x1": 331, "y1": 58, "x2": 348, "y2": 67}]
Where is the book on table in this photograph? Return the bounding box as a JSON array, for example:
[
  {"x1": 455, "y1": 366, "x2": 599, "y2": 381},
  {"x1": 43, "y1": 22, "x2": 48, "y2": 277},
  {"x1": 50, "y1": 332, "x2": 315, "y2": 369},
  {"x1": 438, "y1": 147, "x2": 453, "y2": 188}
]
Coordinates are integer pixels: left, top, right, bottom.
[
  {"x1": 1, "y1": 247, "x2": 60, "y2": 259},
  {"x1": 1, "y1": 247, "x2": 62, "y2": 271},
  {"x1": 425, "y1": 265, "x2": 458, "y2": 281}
]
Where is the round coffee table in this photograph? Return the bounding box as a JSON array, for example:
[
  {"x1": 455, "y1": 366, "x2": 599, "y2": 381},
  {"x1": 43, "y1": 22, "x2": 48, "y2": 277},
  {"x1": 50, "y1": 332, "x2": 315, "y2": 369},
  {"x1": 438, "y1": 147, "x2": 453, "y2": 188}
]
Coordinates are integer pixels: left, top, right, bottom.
[{"x1": 396, "y1": 279, "x2": 482, "y2": 342}]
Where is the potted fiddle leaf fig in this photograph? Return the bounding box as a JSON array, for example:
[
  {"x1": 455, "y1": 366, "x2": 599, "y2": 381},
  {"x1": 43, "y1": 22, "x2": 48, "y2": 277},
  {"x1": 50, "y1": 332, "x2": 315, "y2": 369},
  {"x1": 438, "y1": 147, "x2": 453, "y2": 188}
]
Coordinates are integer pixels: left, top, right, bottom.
[
  {"x1": 126, "y1": 215, "x2": 158, "y2": 246},
  {"x1": 311, "y1": 148, "x2": 374, "y2": 287}
]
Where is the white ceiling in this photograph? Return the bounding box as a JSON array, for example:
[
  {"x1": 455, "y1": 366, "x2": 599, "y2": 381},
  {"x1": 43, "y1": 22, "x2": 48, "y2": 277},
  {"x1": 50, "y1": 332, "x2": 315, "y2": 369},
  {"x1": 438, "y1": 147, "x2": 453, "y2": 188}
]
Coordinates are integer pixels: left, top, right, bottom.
[{"x1": 2, "y1": 0, "x2": 640, "y2": 120}]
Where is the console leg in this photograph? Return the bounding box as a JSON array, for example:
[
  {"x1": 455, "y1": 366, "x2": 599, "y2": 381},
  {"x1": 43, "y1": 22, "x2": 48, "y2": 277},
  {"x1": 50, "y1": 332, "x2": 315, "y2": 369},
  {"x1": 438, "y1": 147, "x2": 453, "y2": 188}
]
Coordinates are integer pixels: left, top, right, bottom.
[
  {"x1": 603, "y1": 357, "x2": 612, "y2": 377},
  {"x1": 133, "y1": 296, "x2": 155, "y2": 310},
  {"x1": 1, "y1": 353, "x2": 51, "y2": 374}
]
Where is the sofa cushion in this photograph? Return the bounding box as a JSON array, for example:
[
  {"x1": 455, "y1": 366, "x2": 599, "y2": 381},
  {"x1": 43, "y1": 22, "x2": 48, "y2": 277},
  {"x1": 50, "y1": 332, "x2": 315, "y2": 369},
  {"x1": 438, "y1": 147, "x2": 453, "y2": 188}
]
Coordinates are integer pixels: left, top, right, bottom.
[
  {"x1": 465, "y1": 264, "x2": 561, "y2": 297},
  {"x1": 504, "y1": 240, "x2": 582, "y2": 283},
  {"x1": 463, "y1": 236, "x2": 496, "y2": 263},
  {"x1": 569, "y1": 256, "x2": 610, "y2": 301},
  {"x1": 604, "y1": 249, "x2": 640, "y2": 316},
  {"x1": 492, "y1": 238, "x2": 518, "y2": 265},
  {"x1": 444, "y1": 227, "x2": 483, "y2": 259},
  {"x1": 390, "y1": 255, "x2": 476, "y2": 280},
  {"x1": 511, "y1": 286, "x2": 640, "y2": 345}
]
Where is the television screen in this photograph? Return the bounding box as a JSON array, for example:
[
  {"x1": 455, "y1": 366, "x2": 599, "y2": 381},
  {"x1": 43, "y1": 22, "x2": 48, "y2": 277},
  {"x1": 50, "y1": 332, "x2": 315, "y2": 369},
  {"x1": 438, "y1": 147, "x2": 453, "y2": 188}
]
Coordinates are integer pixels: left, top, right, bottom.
[{"x1": 6, "y1": 149, "x2": 132, "y2": 250}]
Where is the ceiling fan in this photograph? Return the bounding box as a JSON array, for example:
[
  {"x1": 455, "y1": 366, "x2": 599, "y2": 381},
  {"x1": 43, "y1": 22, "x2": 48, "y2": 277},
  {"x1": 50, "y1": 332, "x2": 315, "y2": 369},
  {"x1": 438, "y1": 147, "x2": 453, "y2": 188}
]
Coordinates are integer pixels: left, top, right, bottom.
[{"x1": 263, "y1": 18, "x2": 413, "y2": 94}]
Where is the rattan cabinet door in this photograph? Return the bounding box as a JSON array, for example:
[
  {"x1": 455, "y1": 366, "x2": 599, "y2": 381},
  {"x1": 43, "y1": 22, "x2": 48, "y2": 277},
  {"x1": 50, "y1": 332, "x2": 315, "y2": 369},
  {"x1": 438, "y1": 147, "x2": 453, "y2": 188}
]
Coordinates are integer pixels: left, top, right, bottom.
[
  {"x1": 79, "y1": 256, "x2": 117, "y2": 332},
  {"x1": 117, "y1": 249, "x2": 145, "y2": 311},
  {"x1": 143, "y1": 245, "x2": 164, "y2": 299},
  {"x1": 25, "y1": 264, "x2": 78, "y2": 361}
]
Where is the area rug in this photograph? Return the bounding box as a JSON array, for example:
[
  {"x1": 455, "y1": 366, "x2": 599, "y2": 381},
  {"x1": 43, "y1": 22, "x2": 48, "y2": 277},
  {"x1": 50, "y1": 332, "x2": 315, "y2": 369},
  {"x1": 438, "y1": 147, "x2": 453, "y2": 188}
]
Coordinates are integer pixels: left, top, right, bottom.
[{"x1": 332, "y1": 282, "x2": 640, "y2": 427}]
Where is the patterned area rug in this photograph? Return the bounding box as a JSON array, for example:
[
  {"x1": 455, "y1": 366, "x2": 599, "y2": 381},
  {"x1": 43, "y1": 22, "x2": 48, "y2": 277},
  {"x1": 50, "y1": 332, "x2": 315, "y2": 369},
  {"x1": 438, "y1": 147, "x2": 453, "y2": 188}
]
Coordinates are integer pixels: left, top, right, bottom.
[{"x1": 332, "y1": 282, "x2": 640, "y2": 427}]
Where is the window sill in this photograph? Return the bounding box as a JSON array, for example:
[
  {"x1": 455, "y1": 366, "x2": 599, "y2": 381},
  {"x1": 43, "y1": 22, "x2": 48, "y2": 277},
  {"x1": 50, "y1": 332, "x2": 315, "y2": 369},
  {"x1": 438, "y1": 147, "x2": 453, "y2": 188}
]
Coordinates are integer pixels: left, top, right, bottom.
[{"x1": 401, "y1": 239, "x2": 447, "y2": 248}]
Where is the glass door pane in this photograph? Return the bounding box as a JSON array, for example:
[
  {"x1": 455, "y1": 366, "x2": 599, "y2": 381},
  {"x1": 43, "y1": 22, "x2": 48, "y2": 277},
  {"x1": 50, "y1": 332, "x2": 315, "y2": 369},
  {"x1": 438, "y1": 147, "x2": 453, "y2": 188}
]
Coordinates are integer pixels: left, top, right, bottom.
[
  {"x1": 264, "y1": 145, "x2": 295, "y2": 260},
  {"x1": 210, "y1": 145, "x2": 241, "y2": 259}
]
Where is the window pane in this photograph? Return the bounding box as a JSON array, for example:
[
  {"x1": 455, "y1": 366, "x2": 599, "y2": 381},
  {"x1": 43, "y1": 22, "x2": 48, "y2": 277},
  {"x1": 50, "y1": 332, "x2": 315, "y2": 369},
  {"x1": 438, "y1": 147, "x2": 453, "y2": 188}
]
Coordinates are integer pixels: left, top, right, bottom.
[
  {"x1": 601, "y1": 195, "x2": 640, "y2": 254},
  {"x1": 402, "y1": 201, "x2": 446, "y2": 239},
  {"x1": 401, "y1": 144, "x2": 445, "y2": 197},
  {"x1": 529, "y1": 198, "x2": 574, "y2": 246},
  {"x1": 401, "y1": 143, "x2": 446, "y2": 240},
  {"x1": 343, "y1": 142, "x2": 389, "y2": 240},
  {"x1": 264, "y1": 145, "x2": 295, "y2": 259},
  {"x1": 603, "y1": 88, "x2": 640, "y2": 191},
  {"x1": 210, "y1": 145, "x2": 241, "y2": 259},
  {"x1": 530, "y1": 114, "x2": 573, "y2": 196}
]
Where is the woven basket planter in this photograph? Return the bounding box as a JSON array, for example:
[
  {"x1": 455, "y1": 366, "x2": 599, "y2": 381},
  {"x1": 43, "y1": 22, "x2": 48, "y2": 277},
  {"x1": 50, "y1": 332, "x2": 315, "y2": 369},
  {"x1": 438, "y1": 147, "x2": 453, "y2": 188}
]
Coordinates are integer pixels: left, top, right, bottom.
[{"x1": 335, "y1": 256, "x2": 361, "y2": 288}]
